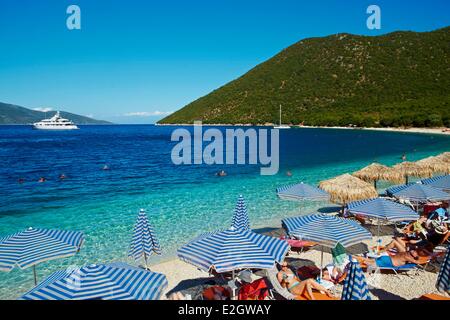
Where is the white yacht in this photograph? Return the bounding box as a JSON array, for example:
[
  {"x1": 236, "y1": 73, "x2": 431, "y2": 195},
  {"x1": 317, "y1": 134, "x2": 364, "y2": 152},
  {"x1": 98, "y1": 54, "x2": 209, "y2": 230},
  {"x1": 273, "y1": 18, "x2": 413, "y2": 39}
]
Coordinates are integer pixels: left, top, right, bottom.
[
  {"x1": 33, "y1": 111, "x2": 79, "y2": 130},
  {"x1": 273, "y1": 105, "x2": 291, "y2": 129}
]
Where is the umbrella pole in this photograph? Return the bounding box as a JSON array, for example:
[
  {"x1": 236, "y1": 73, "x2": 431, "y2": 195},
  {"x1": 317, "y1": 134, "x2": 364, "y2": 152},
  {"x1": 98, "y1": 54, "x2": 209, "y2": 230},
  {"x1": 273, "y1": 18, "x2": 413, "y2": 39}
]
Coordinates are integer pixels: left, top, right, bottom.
[
  {"x1": 320, "y1": 246, "x2": 324, "y2": 280},
  {"x1": 144, "y1": 253, "x2": 148, "y2": 270},
  {"x1": 374, "y1": 180, "x2": 377, "y2": 189},
  {"x1": 232, "y1": 270, "x2": 236, "y2": 300},
  {"x1": 377, "y1": 218, "x2": 381, "y2": 254},
  {"x1": 33, "y1": 265, "x2": 37, "y2": 286},
  {"x1": 405, "y1": 175, "x2": 409, "y2": 185}
]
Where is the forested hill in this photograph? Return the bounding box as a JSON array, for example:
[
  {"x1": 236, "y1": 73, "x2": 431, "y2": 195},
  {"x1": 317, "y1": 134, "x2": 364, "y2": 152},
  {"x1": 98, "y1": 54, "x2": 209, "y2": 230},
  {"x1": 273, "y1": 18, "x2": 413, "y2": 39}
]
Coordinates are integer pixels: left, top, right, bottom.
[{"x1": 159, "y1": 26, "x2": 450, "y2": 127}]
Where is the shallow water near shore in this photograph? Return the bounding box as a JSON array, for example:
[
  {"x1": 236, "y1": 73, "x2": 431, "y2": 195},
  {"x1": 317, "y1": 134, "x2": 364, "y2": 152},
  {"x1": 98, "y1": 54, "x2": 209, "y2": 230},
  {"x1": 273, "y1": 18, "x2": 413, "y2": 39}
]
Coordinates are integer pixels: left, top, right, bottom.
[{"x1": 0, "y1": 125, "x2": 449, "y2": 299}]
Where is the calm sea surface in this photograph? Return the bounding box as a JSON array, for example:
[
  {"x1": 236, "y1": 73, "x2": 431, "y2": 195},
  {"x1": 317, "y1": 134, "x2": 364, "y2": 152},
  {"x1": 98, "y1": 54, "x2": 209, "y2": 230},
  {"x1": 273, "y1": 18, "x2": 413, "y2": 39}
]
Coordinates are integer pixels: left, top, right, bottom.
[{"x1": 0, "y1": 125, "x2": 449, "y2": 299}]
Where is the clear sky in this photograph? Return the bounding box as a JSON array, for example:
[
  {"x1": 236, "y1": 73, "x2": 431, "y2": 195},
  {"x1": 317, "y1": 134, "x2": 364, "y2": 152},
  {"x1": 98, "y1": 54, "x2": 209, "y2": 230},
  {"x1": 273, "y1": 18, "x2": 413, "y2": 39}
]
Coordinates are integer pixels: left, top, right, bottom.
[{"x1": 0, "y1": 0, "x2": 449, "y2": 123}]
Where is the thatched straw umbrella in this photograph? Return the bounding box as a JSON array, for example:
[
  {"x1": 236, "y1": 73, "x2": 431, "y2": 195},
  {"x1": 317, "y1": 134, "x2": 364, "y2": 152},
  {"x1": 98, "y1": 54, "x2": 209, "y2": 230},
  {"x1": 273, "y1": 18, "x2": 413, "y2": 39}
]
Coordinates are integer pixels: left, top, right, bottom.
[
  {"x1": 415, "y1": 156, "x2": 450, "y2": 174},
  {"x1": 352, "y1": 163, "x2": 404, "y2": 188},
  {"x1": 436, "y1": 152, "x2": 450, "y2": 163},
  {"x1": 319, "y1": 174, "x2": 378, "y2": 210},
  {"x1": 392, "y1": 161, "x2": 433, "y2": 184}
]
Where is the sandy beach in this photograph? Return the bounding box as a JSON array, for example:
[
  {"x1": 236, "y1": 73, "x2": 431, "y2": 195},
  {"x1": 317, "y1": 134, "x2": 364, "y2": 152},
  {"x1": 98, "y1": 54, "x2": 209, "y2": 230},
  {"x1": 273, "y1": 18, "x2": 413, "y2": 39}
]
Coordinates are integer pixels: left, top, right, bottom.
[{"x1": 150, "y1": 225, "x2": 445, "y2": 300}]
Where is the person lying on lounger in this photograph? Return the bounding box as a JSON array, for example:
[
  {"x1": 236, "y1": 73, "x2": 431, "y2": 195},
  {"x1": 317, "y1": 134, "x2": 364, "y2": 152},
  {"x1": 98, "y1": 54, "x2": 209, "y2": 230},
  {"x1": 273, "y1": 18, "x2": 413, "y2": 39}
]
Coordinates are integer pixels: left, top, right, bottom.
[
  {"x1": 384, "y1": 237, "x2": 434, "y2": 255},
  {"x1": 357, "y1": 250, "x2": 423, "y2": 268},
  {"x1": 277, "y1": 262, "x2": 333, "y2": 300}
]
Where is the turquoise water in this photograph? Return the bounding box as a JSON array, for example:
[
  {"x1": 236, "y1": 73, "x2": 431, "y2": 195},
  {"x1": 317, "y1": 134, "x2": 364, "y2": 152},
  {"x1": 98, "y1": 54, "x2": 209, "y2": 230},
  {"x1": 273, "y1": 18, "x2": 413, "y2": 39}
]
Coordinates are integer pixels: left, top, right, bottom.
[{"x1": 0, "y1": 125, "x2": 449, "y2": 299}]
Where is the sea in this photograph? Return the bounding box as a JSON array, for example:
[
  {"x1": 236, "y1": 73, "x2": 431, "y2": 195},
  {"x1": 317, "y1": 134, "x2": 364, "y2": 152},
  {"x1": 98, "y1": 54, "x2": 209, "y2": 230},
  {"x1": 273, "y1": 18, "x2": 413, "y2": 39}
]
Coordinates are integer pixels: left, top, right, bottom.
[{"x1": 0, "y1": 124, "x2": 449, "y2": 299}]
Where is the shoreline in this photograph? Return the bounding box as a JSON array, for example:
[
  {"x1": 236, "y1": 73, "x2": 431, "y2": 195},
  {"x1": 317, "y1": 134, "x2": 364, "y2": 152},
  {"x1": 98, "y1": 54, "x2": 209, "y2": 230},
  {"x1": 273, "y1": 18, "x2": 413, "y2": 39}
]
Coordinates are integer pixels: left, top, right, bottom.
[{"x1": 156, "y1": 123, "x2": 450, "y2": 135}]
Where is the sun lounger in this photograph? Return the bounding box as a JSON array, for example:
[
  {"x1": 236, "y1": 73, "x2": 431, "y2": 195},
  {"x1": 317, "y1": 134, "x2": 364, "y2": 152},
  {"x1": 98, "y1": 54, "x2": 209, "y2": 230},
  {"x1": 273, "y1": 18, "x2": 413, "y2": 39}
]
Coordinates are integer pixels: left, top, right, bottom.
[
  {"x1": 238, "y1": 278, "x2": 270, "y2": 300},
  {"x1": 353, "y1": 255, "x2": 417, "y2": 275},
  {"x1": 280, "y1": 237, "x2": 318, "y2": 254},
  {"x1": 295, "y1": 289, "x2": 338, "y2": 301},
  {"x1": 418, "y1": 293, "x2": 450, "y2": 300}
]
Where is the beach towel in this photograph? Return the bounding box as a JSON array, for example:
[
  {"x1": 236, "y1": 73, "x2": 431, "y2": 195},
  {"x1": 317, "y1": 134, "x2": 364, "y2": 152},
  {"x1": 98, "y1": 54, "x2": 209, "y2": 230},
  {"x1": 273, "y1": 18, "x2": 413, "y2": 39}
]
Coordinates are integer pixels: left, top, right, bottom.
[{"x1": 332, "y1": 242, "x2": 347, "y2": 267}]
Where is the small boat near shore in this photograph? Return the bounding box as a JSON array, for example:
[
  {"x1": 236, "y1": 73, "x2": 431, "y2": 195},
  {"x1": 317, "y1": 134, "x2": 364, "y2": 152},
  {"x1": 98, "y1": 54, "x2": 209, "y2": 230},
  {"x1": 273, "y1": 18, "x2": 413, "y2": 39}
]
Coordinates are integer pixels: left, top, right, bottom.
[{"x1": 32, "y1": 111, "x2": 79, "y2": 130}]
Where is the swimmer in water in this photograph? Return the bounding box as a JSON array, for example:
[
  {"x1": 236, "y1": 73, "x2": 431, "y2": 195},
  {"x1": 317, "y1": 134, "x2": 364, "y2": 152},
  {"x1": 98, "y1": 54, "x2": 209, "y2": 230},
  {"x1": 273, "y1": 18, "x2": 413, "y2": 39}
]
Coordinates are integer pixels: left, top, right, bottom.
[
  {"x1": 286, "y1": 171, "x2": 293, "y2": 177},
  {"x1": 216, "y1": 170, "x2": 227, "y2": 177},
  {"x1": 18, "y1": 178, "x2": 25, "y2": 184},
  {"x1": 103, "y1": 165, "x2": 110, "y2": 170},
  {"x1": 59, "y1": 174, "x2": 66, "y2": 180},
  {"x1": 38, "y1": 177, "x2": 46, "y2": 183},
  {"x1": 401, "y1": 153, "x2": 407, "y2": 161}
]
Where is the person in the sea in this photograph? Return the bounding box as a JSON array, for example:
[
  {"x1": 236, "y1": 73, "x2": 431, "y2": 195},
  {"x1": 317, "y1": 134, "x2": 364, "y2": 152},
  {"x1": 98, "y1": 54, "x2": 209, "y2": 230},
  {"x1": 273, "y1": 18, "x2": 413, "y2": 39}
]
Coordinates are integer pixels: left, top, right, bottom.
[
  {"x1": 18, "y1": 178, "x2": 25, "y2": 184},
  {"x1": 286, "y1": 170, "x2": 293, "y2": 177},
  {"x1": 401, "y1": 153, "x2": 407, "y2": 161},
  {"x1": 38, "y1": 177, "x2": 46, "y2": 183},
  {"x1": 216, "y1": 170, "x2": 227, "y2": 177},
  {"x1": 356, "y1": 250, "x2": 424, "y2": 268},
  {"x1": 103, "y1": 165, "x2": 110, "y2": 170},
  {"x1": 277, "y1": 262, "x2": 333, "y2": 299},
  {"x1": 59, "y1": 173, "x2": 66, "y2": 180}
]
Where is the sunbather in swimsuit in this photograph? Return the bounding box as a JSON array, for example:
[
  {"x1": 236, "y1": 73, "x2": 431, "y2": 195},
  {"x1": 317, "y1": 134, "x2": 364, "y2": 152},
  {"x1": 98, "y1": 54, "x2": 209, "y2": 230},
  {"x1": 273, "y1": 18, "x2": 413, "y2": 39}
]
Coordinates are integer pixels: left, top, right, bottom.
[
  {"x1": 358, "y1": 250, "x2": 422, "y2": 268},
  {"x1": 277, "y1": 262, "x2": 333, "y2": 300}
]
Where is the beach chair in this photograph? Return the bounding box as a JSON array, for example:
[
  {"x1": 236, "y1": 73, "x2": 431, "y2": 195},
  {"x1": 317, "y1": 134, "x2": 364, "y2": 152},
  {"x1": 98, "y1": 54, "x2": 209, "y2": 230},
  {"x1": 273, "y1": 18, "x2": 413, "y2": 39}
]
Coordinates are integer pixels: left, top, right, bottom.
[
  {"x1": 295, "y1": 288, "x2": 338, "y2": 301},
  {"x1": 280, "y1": 237, "x2": 318, "y2": 255},
  {"x1": 353, "y1": 255, "x2": 418, "y2": 276},
  {"x1": 238, "y1": 278, "x2": 270, "y2": 300},
  {"x1": 418, "y1": 293, "x2": 450, "y2": 300}
]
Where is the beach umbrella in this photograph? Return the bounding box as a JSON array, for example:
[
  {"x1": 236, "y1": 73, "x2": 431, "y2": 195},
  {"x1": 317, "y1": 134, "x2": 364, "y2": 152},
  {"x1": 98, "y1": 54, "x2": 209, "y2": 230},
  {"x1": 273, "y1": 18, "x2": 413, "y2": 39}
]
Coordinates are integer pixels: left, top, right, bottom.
[
  {"x1": 416, "y1": 157, "x2": 450, "y2": 175},
  {"x1": 128, "y1": 209, "x2": 161, "y2": 268},
  {"x1": 436, "y1": 249, "x2": 450, "y2": 294},
  {"x1": 347, "y1": 197, "x2": 418, "y2": 250},
  {"x1": 341, "y1": 260, "x2": 371, "y2": 300},
  {"x1": 231, "y1": 195, "x2": 250, "y2": 231},
  {"x1": 347, "y1": 197, "x2": 418, "y2": 222},
  {"x1": 282, "y1": 213, "x2": 372, "y2": 248},
  {"x1": 282, "y1": 213, "x2": 371, "y2": 279},
  {"x1": 387, "y1": 183, "x2": 450, "y2": 203},
  {"x1": 421, "y1": 175, "x2": 450, "y2": 193},
  {"x1": 177, "y1": 228, "x2": 289, "y2": 273},
  {"x1": 21, "y1": 262, "x2": 168, "y2": 300},
  {"x1": 318, "y1": 174, "x2": 378, "y2": 209},
  {"x1": 436, "y1": 152, "x2": 450, "y2": 163},
  {"x1": 352, "y1": 163, "x2": 403, "y2": 188},
  {"x1": 276, "y1": 182, "x2": 330, "y2": 201},
  {"x1": 0, "y1": 227, "x2": 84, "y2": 285},
  {"x1": 392, "y1": 161, "x2": 433, "y2": 184}
]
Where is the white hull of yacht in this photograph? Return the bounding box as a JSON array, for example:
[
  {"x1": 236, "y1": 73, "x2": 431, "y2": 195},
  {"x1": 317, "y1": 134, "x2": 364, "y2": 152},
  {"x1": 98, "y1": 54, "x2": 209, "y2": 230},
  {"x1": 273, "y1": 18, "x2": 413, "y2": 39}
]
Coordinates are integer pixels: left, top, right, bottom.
[{"x1": 32, "y1": 124, "x2": 79, "y2": 130}]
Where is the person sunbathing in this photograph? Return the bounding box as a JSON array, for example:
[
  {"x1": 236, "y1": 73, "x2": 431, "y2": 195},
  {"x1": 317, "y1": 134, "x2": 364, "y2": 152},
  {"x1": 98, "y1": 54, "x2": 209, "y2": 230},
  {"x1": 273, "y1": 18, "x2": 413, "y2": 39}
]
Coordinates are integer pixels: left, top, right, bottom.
[
  {"x1": 277, "y1": 262, "x2": 333, "y2": 300},
  {"x1": 358, "y1": 250, "x2": 423, "y2": 268}
]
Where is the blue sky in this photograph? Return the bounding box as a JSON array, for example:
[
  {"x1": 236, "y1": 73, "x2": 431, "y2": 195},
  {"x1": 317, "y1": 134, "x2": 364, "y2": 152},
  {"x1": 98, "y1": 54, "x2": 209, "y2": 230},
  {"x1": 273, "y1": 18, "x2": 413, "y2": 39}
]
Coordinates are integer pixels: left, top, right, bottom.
[{"x1": 0, "y1": 0, "x2": 449, "y2": 123}]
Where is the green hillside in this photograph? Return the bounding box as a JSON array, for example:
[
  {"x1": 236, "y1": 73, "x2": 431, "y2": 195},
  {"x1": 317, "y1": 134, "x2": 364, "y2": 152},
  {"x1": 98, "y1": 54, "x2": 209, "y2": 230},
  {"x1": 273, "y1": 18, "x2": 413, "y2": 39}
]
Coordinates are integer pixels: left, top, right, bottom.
[
  {"x1": 159, "y1": 26, "x2": 450, "y2": 127},
  {"x1": 0, "y1": 102, "x2": 110, "y2": 125}
]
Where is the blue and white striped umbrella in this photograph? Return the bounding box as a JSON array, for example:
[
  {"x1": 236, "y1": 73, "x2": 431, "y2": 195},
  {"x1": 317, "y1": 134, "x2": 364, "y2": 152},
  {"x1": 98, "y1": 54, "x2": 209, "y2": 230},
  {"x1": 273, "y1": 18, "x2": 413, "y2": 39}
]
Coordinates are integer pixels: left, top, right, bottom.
[
  {"x1": 177, "y1": 228, "x2": 289, "y2": 273},
  {"x1": 347, "y1": 197, "x2": 418, "y2": 222},
  {"x1": 129, "y1": 209, "x2": 161, "y2": 266},
  {"x1": 0, "y1": 227, "x2": 84, "y2": 272},
  {"x1": 231, "y1": 195, "x2": 250, "y2": 231},
  {"x1": 277, "y1": 182, "x2": 330, "y2": 201},
  {"x1": 282, "y1": 214, "x2": 372, "y2": 248},
  {"x1": 436, "y1": 249, "x2": 450, "y2": 294},
  {"x1": 422, "y1": 175, "x2": 450, "y2": 192},
  {"x1": 387, "y1": 183, "x2": 450, "y2": 202},
  {"x1": 341, "y1": 260, "x2": 371, "y2": 300},
  {"x1": 21, "y1": 262, "x2": 168, "y2": 300}
]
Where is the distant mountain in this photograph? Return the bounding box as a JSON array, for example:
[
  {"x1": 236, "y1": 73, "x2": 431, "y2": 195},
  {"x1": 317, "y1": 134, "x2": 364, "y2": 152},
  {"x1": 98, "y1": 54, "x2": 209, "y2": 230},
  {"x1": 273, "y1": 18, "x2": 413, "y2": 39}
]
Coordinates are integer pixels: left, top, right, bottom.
[
  {"x1": 0, "y1": 102, "x2": 111, "y2": 125},
  {"x1": 159, "y1": 26, "x2": 450, "y2": 127}
]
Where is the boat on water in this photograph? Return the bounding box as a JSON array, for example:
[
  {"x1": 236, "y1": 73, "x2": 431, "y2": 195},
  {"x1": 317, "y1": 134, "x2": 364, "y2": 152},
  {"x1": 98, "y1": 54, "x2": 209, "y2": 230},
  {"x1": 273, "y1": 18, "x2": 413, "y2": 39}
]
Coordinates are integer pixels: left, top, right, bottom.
[
  {"x1": 32, "y1": 111, "x2": 79, "y2": 130},
  {"x1": 273, "y1": 105, "x2": 290, "y2": 129}
]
